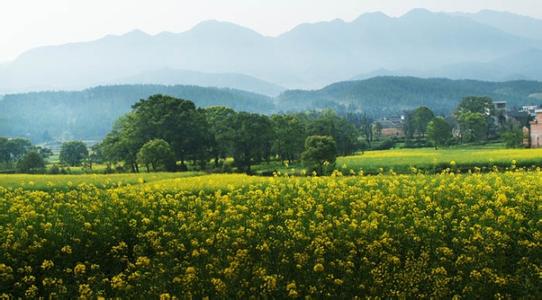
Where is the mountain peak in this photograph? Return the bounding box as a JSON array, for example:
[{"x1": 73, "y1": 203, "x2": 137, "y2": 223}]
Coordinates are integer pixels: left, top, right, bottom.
[
  {"x1": 402, "y1": 8, "x2": 435, "y2": 18},
  {"x1": 189, "y1": 20, "x2": 264, "y2": 38}
]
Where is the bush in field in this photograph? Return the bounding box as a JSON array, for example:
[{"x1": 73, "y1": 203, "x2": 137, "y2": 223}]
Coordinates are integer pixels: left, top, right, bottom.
[
  {"x1": 301, "y1": 135, "x2": 337, "y2": 175},
  {"x1": 137, "y1": 139, "x2": 177, "y2": 172},
  {"x1": 16, "y1": 151, "x2": 45, "y2": 173},
  {"x1": 59, "y1": 141, "x2": 88, "y2": 166}
]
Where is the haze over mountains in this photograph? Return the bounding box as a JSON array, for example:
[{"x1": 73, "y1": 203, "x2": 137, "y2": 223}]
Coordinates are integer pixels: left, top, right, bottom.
[{"x1": 1, "y1": 9, "x2": 542, "y2": 93}]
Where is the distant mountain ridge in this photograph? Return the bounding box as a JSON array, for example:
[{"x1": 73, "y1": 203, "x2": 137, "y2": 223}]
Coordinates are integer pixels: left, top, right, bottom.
[
  {"x1": 114, "y1": 68, "x2": 285, "y2": 96},
  {"x1": 278, "y1": 76, "x2": 542, "y2": 115},
  {"x1": 1, "y1": 9, "x2": 541, "y2": 92}
]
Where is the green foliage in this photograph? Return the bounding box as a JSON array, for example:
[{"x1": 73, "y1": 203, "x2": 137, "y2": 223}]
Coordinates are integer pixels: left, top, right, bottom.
[
  {"x1": 59, "y1": 141, "x2": 89, "y2": 166},
  {"x1": 411, "y1": 106, "x2": 435, "y2": 137},
  {"x1": 306, "y1": 110, "x2": 360, "y2": 156},
  {"x1": 427, "y1": 117, "x2": 452, "y2": 149},
  {"x1": 301, "y1": 135, "x2": 337, "y2": 175},
  {"x1": 137, "y1": 139, "x2": 177, "y2": 172},
  {"x1": 272, "y1": 114, "x2": 306, "y2": 163},
  {"x1": 501, "y1": 127, "x2": 525, "y2": 148},
  {"x1": 204, "y1": 106, "x2": 237, "y2": 167},
  {"x1": 16, "y1": 151, "x2": 45, "y2": 173},
  {"x1": 457, "y1": 111, "x2": 487, "y2": 143},
  {"x1": 231, "y1": 112, "x2": 274, "y2": 173},
  {"x1": 456, "y1": 96, "x2": 495, "y2": 116},
  {"x1": 0, "y1": 85, "x2": 275, "y2": 142}
]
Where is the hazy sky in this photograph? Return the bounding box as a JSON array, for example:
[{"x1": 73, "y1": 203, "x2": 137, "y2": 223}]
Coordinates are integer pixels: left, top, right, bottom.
[{"x1": 1, "y1": 0, "x2": 541, "y2": 62}]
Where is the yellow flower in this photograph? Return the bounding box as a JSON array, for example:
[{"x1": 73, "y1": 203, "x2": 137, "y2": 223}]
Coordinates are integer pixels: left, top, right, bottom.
[
  {"x1": 74, "y1": 263, "x2": 86, "y2": 276},
  {"x1": 313, "y1": 263, "x2": 324, "y2": 273},
  {"x1": 41, "y1": 260, "x2": 54, "y2": 270}
]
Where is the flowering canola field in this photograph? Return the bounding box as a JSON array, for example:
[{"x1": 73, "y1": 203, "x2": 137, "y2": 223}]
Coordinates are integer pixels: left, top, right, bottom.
[{"x1": 0, "y1": 171, "x2": 541, "y2": 298}]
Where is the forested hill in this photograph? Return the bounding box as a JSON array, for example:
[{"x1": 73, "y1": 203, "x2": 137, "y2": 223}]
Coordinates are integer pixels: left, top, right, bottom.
[
  {"x1": 0, "y1": 85, "x2": 274, "y2": 142},
  {"x1": 278, "y1": 77, "x2": 542, "y2": 115},
  {"x1": 2, "y1": 77, "x2": 542, "y2": 142}
]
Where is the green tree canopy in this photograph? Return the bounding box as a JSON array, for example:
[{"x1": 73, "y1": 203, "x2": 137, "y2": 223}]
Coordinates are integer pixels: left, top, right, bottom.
[
  {"x1": 59, "y1": 141, "x2": 89, "y2": 166},
  {"x1": 17, "y1": 151, "x2": 45, "y2": 173},
  {"x1": 427, "y1": 117, "x2": 452, "y2": 149},
  {"x1": 412, "y1": 106, "x2": 435, "y2": 137},
  {"x1": 301, "y1": 135, "x2": 337, "y2": 176},
  {"x1": 137, "y1": 139, "x2": 177, "y2": 172},
  {"x1": 231, "y1": 112, "x2": 273, "y2": 173}
]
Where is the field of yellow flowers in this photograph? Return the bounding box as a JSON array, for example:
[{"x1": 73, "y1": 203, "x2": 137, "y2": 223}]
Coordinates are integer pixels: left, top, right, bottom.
[{"x1": 0, "y1": 171, "x2": 541, "y2": 298}]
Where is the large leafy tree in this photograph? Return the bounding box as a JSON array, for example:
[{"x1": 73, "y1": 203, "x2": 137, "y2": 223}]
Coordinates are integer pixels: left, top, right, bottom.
[
  {"x1": 301, "y1": 135, "x2": 337, "y2": 176},
  {"x1": 231, "y1": 112, "x2": 273, "y2": 173},
  {"x1": 137, "y1": 139, "x2": 176, "y2": 172},
  {"x1": 455, "y1": 96, "x2": 495, "y2": 141},
  {"x1": 307, "y1": 110, "x2": 360, "y2": 156},
  {"x1": 412, "y1": 106, "x2": 435, "y2": 137},
  {"x1": 427, "y1": 117, "x2": 452, "y2": 149},
  {"x1": 59, "y1": 141, "x2": 89, "y2": 166},
  {"x1": 204, "y1": 107, "x2": 237, "y2": 167},
  {"x1": 131, "y1": 95, "x2": 209, "y2": 167},
  {"x1": 100, "y1": 113, "x2": 142, "y2": 172},
  {"x1": 457, "y1": 112, "x2": 487, "y2": 143},
  {"x1": 17, "y1": 151, "x2": 45, "y2": 173},
  {"x1": 271, "y1": 114, "x2": 306, "y2": 163}
]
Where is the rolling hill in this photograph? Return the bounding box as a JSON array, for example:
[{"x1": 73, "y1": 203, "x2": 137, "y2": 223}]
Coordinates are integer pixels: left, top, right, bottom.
[{"x1": 2, "y1": 77, "x2": 542, "y2": 142}]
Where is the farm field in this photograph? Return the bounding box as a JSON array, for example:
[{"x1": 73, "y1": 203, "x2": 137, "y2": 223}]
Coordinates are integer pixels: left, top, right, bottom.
[
  {"x1": 0, "y1": 172, "x2": 202, "y2": 191},
  {"x1": 253, "y1": 146, "x2": 542, "y2": 174},
  {"x1": 0, "y1": 171, "x2": 540, "y2": 298},
  {"x1": 338, "y1": 146, "x2": 542, "y2": 172}
]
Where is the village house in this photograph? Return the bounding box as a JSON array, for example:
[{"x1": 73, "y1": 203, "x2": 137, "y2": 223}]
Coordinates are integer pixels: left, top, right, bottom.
[
  {"x1": 375, "y1": 115, "x2": 405, "y2": 138},
  {"x1": 528, "y1": 109, "x2": 542, "y2": 148}
]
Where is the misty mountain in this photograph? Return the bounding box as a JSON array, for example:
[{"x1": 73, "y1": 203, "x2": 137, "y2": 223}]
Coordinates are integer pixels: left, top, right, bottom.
[
  {"x1": 455, "y1": 10, "x2": 542, "y2": 41},
  {"x1": 278, "y1": 76, "x2": 542, "y2": 115},
  {"x1": 353, "y1": 48, "x2": 542, "y2": 82},
  {"x1": 0, "y1": 85, "x2": 274, "y2": 142},
  {"x1": 1, "y1": 9, "x2": 541, "y2": 92},
  {"x1": 114, "y1": 68, "x2": 285, "y2": 96}
]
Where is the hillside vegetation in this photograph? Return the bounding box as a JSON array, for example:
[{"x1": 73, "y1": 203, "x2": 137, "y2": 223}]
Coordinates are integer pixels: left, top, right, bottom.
[{"x1": 2, "y1": 77, "x2": 542, "y2": 142}]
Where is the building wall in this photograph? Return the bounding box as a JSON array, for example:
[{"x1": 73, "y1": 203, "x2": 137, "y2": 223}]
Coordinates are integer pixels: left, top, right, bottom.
[
  {"x1": 382, "y1": 127, "x2": 404, "y2": 137},
  {"x1": 530, "y1": 112, "x2": 542, "y2": 148}
]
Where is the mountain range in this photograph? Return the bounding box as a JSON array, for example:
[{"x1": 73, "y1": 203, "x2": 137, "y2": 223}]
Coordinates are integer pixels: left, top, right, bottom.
[{"x1": 1, "y1": 9, "x2": 541, "y2": 93}]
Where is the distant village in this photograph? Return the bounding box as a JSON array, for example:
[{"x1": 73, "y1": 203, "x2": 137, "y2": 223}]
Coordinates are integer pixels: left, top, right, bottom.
[{"x1": 374, "y1": 101, "x2": 542, "y2": 148}]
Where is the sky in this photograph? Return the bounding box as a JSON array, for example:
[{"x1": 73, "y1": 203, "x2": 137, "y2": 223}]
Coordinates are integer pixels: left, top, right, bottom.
[{"x1": 1, "y1": 0, "x2": 542, "y2": 62}]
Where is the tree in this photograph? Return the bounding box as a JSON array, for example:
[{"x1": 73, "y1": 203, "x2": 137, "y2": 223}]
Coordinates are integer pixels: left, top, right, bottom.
[
  {"x1": 307, "y1": 110, "x2": 360, "y2": 156},
  {"x1": 131, "y1": 95, "x2": 209, "y2": 168},
  {"x1": 137, "y1": 139, "x2": 177, "y2": 172},
  {"x1": 100, "y1": 113, "x2": 142, "y2": 172},
  {"x1": 412, "y1": 106, "x2": 435, "y2": 137},
  {"x1": 301, "y1": 135, "x2": 337, "y2": 176},
  {"x1": 455, "y1": 96, "x2": 495, "y2": 141},
  {"x1": 427, "y1": 117, "x2": 452, "y2": 149},
  {"x1": 231, "y1": 112, "x2": 273, "y2": 173},
  {"x1": 6, "y1": 138, "x2": 32, "y2": 162},
  {"x1": 204, "y1": 107, "x2": 237, "y2": 167},
  {"x1": 271, "y1": 114, "x2": 306, "y2": 163},
  {"x1": 456, "y1": 96, "x2": 495, "y2": 116},
  {"x1": 59, "y1": 141, "x2": 88, "y2": 166},
  {"x1": 456, "y1": 112, "x2": 487, "y2": 143},
  {"x1": 501, "y1": 127, "x2": 525, "y2": 148},
  {"x1": 17, "y1": 151, "x2": 45, "y2": 173}
]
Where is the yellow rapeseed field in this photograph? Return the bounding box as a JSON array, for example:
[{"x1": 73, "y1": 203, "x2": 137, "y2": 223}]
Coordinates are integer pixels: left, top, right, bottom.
[{"x1": 0, "y1": 171, "x2": 541, "y2": 298}]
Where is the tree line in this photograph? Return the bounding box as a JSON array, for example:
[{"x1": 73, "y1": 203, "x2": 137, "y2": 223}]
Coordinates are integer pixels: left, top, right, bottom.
[{"x1": 96, "y1": 95, "x2": 359, "y2": 174}]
